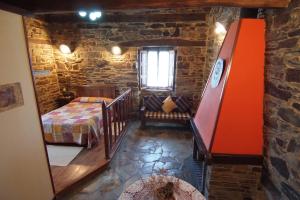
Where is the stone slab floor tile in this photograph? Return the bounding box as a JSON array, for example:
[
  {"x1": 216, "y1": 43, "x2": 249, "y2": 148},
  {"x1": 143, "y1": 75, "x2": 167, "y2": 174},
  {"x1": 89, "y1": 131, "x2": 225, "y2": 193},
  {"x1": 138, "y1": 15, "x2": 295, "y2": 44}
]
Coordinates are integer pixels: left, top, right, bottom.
[{"x1": 57, "y1": 121, "x2": 203, "y2": 200}]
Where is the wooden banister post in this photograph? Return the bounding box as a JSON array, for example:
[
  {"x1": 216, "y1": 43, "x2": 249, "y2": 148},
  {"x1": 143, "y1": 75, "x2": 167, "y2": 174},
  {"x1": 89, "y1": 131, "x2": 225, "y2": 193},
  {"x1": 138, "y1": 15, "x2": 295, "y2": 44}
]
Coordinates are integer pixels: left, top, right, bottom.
[{"x1": 102, "y1": 102, "x2": 110, "y2": 159}]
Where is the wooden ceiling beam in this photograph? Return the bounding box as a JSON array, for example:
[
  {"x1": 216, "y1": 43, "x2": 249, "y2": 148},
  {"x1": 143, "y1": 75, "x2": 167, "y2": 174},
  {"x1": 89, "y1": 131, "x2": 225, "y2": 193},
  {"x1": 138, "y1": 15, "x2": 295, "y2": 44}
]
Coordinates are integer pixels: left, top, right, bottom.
[
  {"x1": 0, "y1": 2, "x2": 30, "y2": 15},
  {"x1": 44, "y1": 13, "x2": 207, "y2": 23},
  {"x1": 0, "y1": 0, "x2": 291, "y2": 14},
  {"x1": 88, "y1": 0, "x2": 291, "y2": 10}
]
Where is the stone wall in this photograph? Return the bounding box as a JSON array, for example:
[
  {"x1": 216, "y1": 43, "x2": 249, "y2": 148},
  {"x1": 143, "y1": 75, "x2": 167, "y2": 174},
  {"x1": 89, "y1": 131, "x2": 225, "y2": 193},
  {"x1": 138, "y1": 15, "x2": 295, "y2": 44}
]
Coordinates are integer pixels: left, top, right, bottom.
[
  {"x1": 263, "y1": 0, "x2": 300, "y2": 199},
  {"x1": 205, "y1": 164, "x2": 266, "y2": 200},
  {"x1": 23, "y1": 4, "x2": 300, "y2": 199},
  {"x1": 24, "y1": 17, "x2": 61, "y2": 114},
  {"x1": 39, "y1": 8, "x2": 211, "y2": 110},
  {"x1": 25, "y1": 7, "x2": 241, "y2": 112},
  {"x1": 203, "y1": 5, "x2": 300, "y2": 199},
  {"x1": 204, "y1": 7, "x2": 240, "y2": 83}
]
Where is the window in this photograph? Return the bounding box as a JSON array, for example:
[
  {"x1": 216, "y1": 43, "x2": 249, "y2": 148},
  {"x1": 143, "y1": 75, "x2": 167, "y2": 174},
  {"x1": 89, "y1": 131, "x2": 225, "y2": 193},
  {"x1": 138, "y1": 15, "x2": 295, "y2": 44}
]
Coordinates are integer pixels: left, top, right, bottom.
[{"x1": 139, "y1": 47, "x2": 176, "y2": 90}]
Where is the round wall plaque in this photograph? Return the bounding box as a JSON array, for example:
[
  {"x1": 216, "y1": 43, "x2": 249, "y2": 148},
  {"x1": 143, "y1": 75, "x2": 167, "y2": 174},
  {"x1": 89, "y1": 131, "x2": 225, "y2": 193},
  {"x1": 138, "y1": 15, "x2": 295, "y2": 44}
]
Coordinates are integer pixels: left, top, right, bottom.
[{"x1": 211, "y1": 58, "x2": 225, "y2": 88}]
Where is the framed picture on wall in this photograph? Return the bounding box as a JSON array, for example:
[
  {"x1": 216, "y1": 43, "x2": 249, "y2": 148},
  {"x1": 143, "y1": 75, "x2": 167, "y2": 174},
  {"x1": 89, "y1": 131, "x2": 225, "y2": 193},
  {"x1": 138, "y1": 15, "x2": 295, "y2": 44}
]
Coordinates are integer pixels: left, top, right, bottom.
[{"x1": 0, "y1": 82, "x2": 24, "y2": 112}]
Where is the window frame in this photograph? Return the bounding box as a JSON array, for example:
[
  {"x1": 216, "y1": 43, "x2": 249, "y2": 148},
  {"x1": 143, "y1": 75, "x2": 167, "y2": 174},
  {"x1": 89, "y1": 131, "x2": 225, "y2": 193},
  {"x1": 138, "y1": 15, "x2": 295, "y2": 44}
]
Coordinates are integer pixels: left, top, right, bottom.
[{"x1": 138, "y1": 47, "x2": 177, "y2": 91}]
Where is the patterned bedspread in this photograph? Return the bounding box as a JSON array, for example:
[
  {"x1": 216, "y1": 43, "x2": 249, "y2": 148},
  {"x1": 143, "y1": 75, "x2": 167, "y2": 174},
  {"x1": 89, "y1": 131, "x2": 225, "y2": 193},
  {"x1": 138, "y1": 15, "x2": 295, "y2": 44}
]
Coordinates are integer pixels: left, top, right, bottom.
[{"x1": 42, "y1": 101, "x2": 104, "y2": 148}]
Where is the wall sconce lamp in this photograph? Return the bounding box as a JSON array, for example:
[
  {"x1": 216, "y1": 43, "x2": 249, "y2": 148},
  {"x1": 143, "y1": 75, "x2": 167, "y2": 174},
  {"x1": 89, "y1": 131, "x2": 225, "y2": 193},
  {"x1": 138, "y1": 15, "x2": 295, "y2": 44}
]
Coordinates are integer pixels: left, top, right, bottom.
[
  {"x1": 89, "y1": 11, "x2": 102, "y2": 21},
  {"x1": 59, "y1": 44, "x2": 72, "y2": 54},
  {"x1": 215, "y1": 22, "x2": 227, "y2": 34},
  {"x1": 78, "y1": 10, "x2": 102, "y2": 21},
  {"x1": 78, "y1": 11, "x2": 87, "y2": 17},
  {"x1": 111, "y1": 46, "x2": 122, "y2": 55}
]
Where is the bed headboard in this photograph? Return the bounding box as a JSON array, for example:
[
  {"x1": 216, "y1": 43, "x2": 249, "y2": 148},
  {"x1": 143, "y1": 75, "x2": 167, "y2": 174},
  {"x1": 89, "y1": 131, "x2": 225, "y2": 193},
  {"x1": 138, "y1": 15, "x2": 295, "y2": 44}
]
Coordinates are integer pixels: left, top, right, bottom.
[{"x1": 75, "y1": 85, "x2": 117, "y2": 98}]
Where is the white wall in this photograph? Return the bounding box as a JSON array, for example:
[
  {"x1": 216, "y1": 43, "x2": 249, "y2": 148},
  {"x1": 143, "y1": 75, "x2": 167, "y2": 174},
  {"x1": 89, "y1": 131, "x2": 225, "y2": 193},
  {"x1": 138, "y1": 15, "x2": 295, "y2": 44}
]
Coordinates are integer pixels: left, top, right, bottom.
[{"x1": 0, "y1": 10, "x2": 54, "y2": 200}]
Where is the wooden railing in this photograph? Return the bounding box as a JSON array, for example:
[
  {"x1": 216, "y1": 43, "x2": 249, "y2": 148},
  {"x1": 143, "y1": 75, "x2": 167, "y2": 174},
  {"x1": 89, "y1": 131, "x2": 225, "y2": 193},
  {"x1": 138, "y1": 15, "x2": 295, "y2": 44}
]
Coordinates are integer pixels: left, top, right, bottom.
[{"x1": 102, "y1": 88, "x2": 133, "y2": 159}]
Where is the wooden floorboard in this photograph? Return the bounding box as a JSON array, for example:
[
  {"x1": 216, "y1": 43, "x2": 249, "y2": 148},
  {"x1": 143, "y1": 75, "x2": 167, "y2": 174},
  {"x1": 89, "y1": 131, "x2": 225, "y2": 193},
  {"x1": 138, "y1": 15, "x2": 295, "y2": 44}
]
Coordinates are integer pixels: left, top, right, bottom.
[{"x1": 50, "y1": 136, "x2": 109, "y2": 194}]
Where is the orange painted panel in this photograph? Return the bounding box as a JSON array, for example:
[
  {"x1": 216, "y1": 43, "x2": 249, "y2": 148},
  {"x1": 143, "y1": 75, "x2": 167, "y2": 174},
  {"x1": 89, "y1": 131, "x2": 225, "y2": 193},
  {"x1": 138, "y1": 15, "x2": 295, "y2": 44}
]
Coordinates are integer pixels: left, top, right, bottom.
[
  {"x1": 212, "y1": 19, "x2": 265, "y2": 155},
  {"x1": 193, "y1": 21, "x2": 239, "y2": 150}
]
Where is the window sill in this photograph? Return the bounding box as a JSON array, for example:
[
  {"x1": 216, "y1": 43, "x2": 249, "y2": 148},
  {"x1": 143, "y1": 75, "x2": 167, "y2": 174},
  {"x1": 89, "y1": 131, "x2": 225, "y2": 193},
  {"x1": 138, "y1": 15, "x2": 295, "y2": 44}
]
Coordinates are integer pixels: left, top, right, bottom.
[{"x1": 141, "y1": 87, "x2": 174, "y2": 92}]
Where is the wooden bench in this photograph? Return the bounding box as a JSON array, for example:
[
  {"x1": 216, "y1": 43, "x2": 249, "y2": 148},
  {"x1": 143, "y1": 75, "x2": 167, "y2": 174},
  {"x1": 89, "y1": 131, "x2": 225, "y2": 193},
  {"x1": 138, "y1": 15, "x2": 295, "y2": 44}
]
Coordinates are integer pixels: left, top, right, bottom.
[{"x1": 140, "y1": 96, "x2": 192, "y2": 127}]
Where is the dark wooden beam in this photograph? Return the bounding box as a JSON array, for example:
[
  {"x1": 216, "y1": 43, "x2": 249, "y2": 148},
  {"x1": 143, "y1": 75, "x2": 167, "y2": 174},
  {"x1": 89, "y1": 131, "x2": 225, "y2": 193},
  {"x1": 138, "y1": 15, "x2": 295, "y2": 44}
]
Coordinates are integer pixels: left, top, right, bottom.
[
  {"x1": 119, "y1": 39, "x2": 206, "y2": 47},
  {"x1": 0, "y1": 1, "x2": 30, "y2": 15},
  {"x1": 0, "y1": 0, "x2": 291, "y2": 14},
  {"x1": 96, "y1": 13, "x2": 207, "y2": 23},
  {"x1": 85, "y1": 0, "x2": 291, "y2": 10},
  {"x1": 210, "y1": 154, "x2": 263, "y2": 165},
  {"x1": 44, "y1": 13, "x2": 207, "y2": 23}
]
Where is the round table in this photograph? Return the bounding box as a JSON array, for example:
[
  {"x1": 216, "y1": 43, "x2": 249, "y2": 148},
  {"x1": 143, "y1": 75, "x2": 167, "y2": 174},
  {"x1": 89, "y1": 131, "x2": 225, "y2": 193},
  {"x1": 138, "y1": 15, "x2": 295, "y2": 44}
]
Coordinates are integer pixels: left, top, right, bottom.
[{"x1": 119, "y1": 175, "x2": 206, "y2": 200}]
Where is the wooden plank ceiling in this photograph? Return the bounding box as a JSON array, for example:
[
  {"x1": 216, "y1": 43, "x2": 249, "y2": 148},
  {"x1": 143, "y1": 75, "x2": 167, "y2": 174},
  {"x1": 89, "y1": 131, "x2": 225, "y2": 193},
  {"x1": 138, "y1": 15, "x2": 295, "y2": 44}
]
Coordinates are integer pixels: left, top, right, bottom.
[{"x1": 0, "y1": 0, "x2": 291, "y2": 14}]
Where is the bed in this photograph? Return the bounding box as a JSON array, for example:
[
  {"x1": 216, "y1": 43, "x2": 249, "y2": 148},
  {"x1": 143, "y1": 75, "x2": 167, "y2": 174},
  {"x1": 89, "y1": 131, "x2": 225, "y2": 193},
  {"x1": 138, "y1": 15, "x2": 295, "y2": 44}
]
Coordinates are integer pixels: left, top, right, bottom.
[{"x1": 42, "y1": 85, "x2": 116, "y2": 148}]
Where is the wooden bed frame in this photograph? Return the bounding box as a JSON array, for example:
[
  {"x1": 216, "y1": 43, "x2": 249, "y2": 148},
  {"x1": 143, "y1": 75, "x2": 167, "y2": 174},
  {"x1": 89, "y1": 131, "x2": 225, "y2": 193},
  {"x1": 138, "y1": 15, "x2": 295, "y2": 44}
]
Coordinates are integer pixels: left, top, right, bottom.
[
  {"x1": 76, "y1": 85, "x2": 117, "y2": 99},
  {"x1": 76, "y1": 85, "x2": 133, "y2": 159}
]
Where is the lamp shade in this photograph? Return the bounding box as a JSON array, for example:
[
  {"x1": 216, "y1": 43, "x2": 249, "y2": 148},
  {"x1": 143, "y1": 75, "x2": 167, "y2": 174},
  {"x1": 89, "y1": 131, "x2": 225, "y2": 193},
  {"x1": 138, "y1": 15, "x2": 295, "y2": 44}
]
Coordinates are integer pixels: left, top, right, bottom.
[
  {"x1": 215, "y1": 22, "x2": 227, "y2": 34},
  {"x1": 111, "y1": 46, "x2": 122, "y2": 55},
  {"x1": 59, "y1": 44, "x2": 71, "y2": 54}
]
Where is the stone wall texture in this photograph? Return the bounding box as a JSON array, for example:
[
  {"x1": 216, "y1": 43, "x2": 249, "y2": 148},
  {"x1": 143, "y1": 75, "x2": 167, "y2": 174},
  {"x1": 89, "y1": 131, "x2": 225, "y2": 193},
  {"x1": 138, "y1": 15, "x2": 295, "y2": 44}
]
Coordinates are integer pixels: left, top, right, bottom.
[
  {"x1": 263, "y1": 0, "x2": 300, "y2": 199},
  {"x1": 204, "y1": 7, "x2": 240, "y2": 83},
  {"x1": 25, "y1": 7, "x2": 242, "y2": 112},
  {"x1": 24, "y1": 5, "x2": 300, "y2": 199},
  {"x1": 24, "y1": 18, "x2": 61, "y2": 114},
  {"x1": 205, "y1": 164, "x2": 267, "y2": 200},
  {"x1": 44, "y1": 8, "x2": 212, "y2": 111}
]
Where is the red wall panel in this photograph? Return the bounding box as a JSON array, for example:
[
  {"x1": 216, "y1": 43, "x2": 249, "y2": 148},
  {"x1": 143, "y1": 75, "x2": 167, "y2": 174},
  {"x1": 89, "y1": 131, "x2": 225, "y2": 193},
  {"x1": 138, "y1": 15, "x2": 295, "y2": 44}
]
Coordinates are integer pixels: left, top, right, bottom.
[
  {"x1": 193, "y1": 21, "x2": 239, "y2": 150},
  {"x1": 212, "y1": 19, "x2": 264, "y2": 155},
  {"x1": 193, "y1": 19, "x2": 265, "y2": 156}
]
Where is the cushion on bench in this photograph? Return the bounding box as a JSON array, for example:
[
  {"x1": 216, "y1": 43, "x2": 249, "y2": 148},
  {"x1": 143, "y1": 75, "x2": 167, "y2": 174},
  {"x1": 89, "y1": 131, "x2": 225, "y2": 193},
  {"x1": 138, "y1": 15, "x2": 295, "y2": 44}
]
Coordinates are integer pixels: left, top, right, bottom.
[
  {"x1": 175, "y1": 96, "x2": 191, "y2": 112},
  {"x1": 144, "y1": 95, "x2": 163, "y2": 111},
  {"x1": 145, "y1": 111, "x2": 191, "y2": 120}
]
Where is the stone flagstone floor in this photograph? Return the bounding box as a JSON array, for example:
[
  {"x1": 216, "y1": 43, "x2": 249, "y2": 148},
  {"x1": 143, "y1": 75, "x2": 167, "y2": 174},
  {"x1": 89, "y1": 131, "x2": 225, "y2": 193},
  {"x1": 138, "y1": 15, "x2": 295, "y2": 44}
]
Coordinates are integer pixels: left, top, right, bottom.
[{"x1": 57, "y1": 121, "x2": 202, "y2": 200}]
